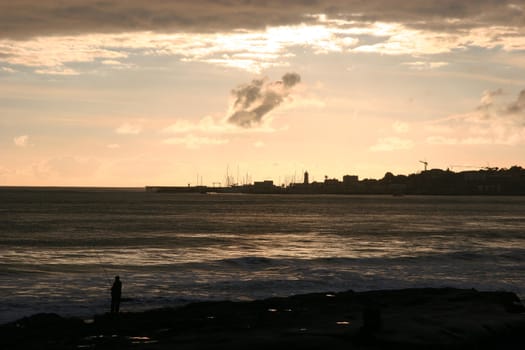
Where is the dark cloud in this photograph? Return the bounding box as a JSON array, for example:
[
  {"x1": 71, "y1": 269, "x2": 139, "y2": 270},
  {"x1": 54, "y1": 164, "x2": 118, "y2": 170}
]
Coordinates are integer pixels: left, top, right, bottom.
[
  {"x1": 0, "y1": 0, "x2": 523, "y2": 39},
  {"x1": 228, "y1": 73, "x2": 301, "y2": 127},
  {"x1": 477, "y1": 88, "x2": 525, "y2": 118},
  {"x1": 282, "y1": 72, "x2": 301, "y2": 87},
  {"x1": 506, "y1": 89, "x2": 525, "y2": 114}
]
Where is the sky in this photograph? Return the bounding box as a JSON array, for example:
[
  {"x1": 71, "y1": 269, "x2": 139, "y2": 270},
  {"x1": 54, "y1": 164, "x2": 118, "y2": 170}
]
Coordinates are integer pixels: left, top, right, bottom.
[{"x1": 1, "y1": 0, "x2": 525, "y2": 187}]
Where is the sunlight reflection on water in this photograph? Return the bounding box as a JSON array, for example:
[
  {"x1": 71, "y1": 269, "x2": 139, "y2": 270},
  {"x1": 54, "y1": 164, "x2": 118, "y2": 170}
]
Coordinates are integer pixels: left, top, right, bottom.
[{"x1": 1, "y1": 192, "x2": 524, "y2": 323}]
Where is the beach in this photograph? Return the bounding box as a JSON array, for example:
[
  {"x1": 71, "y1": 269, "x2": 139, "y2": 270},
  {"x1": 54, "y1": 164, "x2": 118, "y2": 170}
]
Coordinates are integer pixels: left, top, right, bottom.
[{"x1": 2, "y1": 288, "x2": 524, "y2": 349}]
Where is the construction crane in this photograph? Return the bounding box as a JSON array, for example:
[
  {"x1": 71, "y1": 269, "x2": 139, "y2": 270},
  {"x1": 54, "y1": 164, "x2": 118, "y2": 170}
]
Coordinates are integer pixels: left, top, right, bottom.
[{"x1": 419, "y1": 160, "x2": 428, "y2": 171}]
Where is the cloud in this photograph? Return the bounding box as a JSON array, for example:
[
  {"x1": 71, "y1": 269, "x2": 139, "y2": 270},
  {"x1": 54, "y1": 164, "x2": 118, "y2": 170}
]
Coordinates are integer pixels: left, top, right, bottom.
[
  {"x1": 227, "y1": 73, "x2": 301, "y2": 127},
  {"x1": 426, "y1": 88, "x2": 525, "y2": 145},
  {"x1": 14, "y1": 135, "x2": 29, "y2": 147},
  {"x1": 1, "y1": 1, "x2": 524, "y2": 40},
  {"x1": 100, "y1": 59, "x2": 136, "y2": 70},
  {"x1": 162, "y1": 116, "x2": 239, "y2": 134},
  {"x1": 116, "y1": 123, "x2": 142, "y2": 135},
  {"x1": 0, "y1": 2, "x2": 524, "y2": 76},
  {"x1": 1, "y1": 7, "x2": 525, "y2": 75},
  {"x1": 34, "y1": 67, "x2": 79, "y2": 75},
  {"x1": 161, "y1": 73, "x2": 304, "y2": 136},
  {"x1": 479, "y1": 88, "x2": 504, "y2": 108},
  {"x1": 370, "y1": 137, "x2": 414, "y2": 152},
  {"x1": 162, "y1": 115, "x2": 277, "y2": 135},
  {"x1": 0, "y1": 25, "x2": 358, "y2": 74},
  {"x1": 476, "y1": 88, "x2": 525, "y2": 117},
  {"x1": 1, "y1": 66, "x2": 16, "y2": 73},
  {"x1": 101, "y1": 60, "x2": 122, "y2": 65},
  {"x1": 160, "y1": 73, "x2": 301, "y2": 147},
  {"x1": 163, "y1": 120, "x2": 200, "y2": 134},
  {"x1": 352, "y1": 23, "x2": 525, "y2": 55},
  {"x1": 402, "y1": 61, "x2": 449, "y2": 70},
  {"x1": 107, "y1": 143, "x2": 121, "y2": 149},
  {"x1": 506, "y1": 89, "x2": 525, "y2": 114},
  {"x1": 0, "y1": 34, "x2": 128, "y2": 74},
  {"x1": 162, "y1": 135, "x2": 229, "y2": 149}
]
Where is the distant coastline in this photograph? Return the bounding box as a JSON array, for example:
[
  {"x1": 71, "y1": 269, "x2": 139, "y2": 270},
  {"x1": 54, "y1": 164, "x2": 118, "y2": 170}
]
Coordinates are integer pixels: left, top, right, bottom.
[
  {"x1": 3, "y1": 166, "x2": 525, "y2": 195},
  {"x1": 147, "y1": 166, "x2": 525, "y2": 196}
]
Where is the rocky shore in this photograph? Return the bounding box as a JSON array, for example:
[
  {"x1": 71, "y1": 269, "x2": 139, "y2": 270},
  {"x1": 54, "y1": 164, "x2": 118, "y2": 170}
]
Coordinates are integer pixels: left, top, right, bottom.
[{"x1": 2, "y1": 288, "x2": 524, "y2": 349}]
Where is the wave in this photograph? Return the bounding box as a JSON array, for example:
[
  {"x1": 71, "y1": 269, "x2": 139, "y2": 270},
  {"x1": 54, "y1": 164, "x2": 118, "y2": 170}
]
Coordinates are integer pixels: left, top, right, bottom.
[
  {"x1": 220, "y1": 256, "x2": 277, "y2": 267},
  {"x1": 214, "y1": 248, "x2": 524, "y2": 268},
  {"x1": 3, "y1": 246, "x2": 523, "y2": 276}
]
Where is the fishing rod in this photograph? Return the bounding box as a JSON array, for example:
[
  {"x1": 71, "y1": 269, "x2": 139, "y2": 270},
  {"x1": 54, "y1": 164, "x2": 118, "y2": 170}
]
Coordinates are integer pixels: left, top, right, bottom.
[
  {"x1": 94, "y1": 249, "x2": 133, "y2": 307},
  {"x1": 94, "y1": 249, "x2": 113, "y2": 286}
]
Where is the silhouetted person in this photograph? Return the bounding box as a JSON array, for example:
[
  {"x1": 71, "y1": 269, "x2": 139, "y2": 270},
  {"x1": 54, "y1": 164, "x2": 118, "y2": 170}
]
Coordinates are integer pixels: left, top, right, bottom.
[{"x1": 110, "y1": 275, "x2": 122, "y2": 313}]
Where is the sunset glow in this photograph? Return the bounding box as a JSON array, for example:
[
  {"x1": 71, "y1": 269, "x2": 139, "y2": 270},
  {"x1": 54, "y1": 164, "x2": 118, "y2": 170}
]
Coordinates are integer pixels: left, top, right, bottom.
[{"x1": 1, "y1": 1, "x2": 525, "y2": 186}]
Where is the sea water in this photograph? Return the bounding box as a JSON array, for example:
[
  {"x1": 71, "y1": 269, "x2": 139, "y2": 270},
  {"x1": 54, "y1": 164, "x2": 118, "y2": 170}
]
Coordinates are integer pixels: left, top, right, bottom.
[{"x1": 1, "y1": 188, "x2": 524, "y2": 323}]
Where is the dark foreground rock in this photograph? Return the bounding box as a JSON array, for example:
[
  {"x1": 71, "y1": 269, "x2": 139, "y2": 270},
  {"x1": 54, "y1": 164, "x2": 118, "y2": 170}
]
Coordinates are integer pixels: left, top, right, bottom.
[{"x1": 1, "y1": 288, "x2": 524, "y2": 349}]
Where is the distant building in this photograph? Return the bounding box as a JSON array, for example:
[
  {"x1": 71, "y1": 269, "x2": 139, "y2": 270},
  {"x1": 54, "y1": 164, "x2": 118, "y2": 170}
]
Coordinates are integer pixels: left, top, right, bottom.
[
  {"x1": 343, "y1": 175, "x2": 358, "y2": 185},
  {"x1": 324, "y1": 178, "x2": 340, "y2": 185},
  {"x1": 304, "y1": 171, "x2": 309, "y2": 185},
  {"x1": 463, "y1": 171, "x2": 486, "y2": 182},
  {"x1": 253, "y1": 180, "x2": 275, "y2": 192}
]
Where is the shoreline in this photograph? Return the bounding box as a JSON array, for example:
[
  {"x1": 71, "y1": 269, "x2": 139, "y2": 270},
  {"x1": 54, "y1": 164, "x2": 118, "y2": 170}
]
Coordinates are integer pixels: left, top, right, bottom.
[{"x1": 2, "y1": 288, "x2": 524, "y2": 349}]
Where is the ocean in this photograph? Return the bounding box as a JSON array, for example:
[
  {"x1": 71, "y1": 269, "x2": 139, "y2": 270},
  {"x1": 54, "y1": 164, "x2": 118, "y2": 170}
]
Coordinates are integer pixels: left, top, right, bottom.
[{"x1": 1, "y1": 188, "x2": 524, "y2": 324}]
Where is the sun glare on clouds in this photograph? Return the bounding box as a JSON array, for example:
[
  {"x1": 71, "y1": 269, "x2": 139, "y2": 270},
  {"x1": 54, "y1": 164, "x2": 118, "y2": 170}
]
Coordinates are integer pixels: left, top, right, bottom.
[{"x1": 4, "y1": 16, "x2": 524, "y2": 75}]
